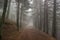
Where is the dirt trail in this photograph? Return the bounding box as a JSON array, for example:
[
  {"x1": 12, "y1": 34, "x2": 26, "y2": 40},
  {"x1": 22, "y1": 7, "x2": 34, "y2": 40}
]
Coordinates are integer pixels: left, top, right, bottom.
[
  {"x1": 2, "y1": 20, "x2": 56, "y2": 40},
  {"x1": 16, "y1": 28, "x2": 56, "y2": 40}
]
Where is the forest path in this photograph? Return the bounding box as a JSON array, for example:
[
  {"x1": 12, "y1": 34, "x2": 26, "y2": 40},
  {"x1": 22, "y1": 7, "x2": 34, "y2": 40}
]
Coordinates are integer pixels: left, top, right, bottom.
[
  {"x1": 1, "y1": 19, "x2": 34, "y2": 40},
  {"x1": 2, "y1": 19, "x2": 56, "y2": 40}
]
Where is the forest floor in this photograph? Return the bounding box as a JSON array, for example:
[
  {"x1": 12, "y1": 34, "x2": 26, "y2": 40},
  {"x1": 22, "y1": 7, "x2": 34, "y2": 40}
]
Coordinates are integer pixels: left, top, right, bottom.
[
  {"x1": 2, "y1": 19, "x2": 19, "y2": 40},
  {"x1": 1, "y1": 19, "x2": 56, "y2": 40}
]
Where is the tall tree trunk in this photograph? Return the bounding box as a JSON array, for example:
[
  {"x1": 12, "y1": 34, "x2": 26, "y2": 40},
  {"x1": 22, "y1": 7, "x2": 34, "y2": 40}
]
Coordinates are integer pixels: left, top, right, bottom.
[
  {"x1": 6, "y1": 0, "x2": 11, "y2": 19},
  {"x1": 40, "y1": 0, "x2": 43, "y2": 30},
  {"x1": 52, "y1": 0, "x2": 56, "y2": 38},
  {"x1": 43, "y1": 0, "x2": 48, "y2": 33},
  {"x1": 17, "y1": 0, "x2": 20, "y2": 31},
  {"x1": 0, "y1": 0, "x2": 8, "y2": 39}
]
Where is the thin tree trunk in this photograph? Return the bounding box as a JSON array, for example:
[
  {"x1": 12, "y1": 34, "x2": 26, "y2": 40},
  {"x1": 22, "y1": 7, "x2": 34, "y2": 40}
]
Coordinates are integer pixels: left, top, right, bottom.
[
  {"x1": 52, "y1": 0, "x2": 56, "y2": 38},
  {"x1": 20, "y1": 1, "x2": 24, "y2": 29},
  {"x1": 20, "y1": 5, "x2": 22, "y2": 29},
  {"x1": 43, "y1": 0, "x2": 48, "y2": 33},
  {"x1": 17, "y1": 0, "x2": 20, "y2": 31},
  {"x1": 0, "y1": 0, "x2": 8, "y2": 39},
  {"x1": 6, "y1": 0, "x2": 11, "y2": 19},
  {"x1": 17, "y1": 2, "x2": 24, "y2": 30}
]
